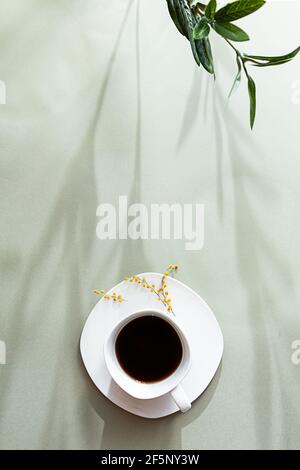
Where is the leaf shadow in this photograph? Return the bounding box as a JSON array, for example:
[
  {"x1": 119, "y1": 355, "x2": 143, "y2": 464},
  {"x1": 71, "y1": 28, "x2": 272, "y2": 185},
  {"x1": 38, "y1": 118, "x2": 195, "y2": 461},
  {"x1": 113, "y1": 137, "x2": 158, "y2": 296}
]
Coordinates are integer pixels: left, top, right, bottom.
[{"x1": 210, "y1": 77, "x2": 294, "y2": 449}]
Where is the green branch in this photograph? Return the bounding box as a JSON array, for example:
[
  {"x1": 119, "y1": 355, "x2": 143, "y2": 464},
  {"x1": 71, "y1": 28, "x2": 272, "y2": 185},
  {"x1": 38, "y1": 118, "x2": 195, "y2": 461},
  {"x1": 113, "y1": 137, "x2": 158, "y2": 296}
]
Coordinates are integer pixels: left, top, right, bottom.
[{"x1": 166, "y1": 0, "x2": 300, "y2": 129}]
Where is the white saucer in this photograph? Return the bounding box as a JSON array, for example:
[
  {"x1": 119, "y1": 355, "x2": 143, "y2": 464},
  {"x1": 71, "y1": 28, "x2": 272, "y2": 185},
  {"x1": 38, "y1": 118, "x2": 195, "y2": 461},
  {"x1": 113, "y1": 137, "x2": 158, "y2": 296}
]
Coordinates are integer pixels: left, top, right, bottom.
[{"x1": 80, "y1": 273, "x2": 223, "y2": 419}]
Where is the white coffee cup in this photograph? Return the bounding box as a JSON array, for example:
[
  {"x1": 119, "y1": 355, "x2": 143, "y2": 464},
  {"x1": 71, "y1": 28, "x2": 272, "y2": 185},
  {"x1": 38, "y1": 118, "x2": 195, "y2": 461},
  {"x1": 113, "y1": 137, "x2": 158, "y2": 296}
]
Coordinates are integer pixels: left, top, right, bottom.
[{"x1": 104, "y1": 309, "x2": 192, "y2": 412}]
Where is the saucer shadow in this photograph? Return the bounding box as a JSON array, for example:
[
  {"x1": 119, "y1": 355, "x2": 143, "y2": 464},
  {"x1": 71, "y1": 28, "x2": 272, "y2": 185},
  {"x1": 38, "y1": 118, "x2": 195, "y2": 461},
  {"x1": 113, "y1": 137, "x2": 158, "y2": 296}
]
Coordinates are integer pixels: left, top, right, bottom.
[{"x1": 84, "y1": 361, "x2": 222, "y2": 450}]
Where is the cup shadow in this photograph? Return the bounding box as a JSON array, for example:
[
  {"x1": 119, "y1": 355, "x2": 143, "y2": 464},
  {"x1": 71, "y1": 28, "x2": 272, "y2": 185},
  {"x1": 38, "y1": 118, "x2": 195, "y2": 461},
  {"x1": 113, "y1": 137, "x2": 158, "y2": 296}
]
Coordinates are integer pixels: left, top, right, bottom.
[{"x1": 80, "y1": 356, "x2": 222, "y2": 450}]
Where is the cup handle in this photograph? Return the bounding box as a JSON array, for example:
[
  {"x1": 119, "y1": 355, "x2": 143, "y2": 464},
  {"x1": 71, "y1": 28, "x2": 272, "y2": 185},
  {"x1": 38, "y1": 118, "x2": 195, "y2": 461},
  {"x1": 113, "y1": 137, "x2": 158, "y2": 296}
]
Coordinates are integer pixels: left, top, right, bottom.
[{"x1": 170, "y1": 384, "x2": 191, "y2": 413}]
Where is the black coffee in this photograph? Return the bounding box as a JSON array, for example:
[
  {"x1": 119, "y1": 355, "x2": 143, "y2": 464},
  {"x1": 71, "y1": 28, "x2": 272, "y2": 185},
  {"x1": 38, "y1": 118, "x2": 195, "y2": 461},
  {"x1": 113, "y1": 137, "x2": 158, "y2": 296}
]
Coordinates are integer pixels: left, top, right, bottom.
[{"x1": 115, "y1": 315, "x2": 183, "y2": 383}]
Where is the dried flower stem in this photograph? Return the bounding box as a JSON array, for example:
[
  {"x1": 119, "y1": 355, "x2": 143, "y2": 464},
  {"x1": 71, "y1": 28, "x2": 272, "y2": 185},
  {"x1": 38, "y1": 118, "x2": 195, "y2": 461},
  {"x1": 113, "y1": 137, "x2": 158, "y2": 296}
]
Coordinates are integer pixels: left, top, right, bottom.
[
  {"x1": 95, "y1": 264, "x2": 179, "y2": 313},
  {"x1": 125, "y1": 264, "x2": 178, "y2": 315},
  {"x1": 94, "y1": 289, "x2": 125, "y2": 303}
]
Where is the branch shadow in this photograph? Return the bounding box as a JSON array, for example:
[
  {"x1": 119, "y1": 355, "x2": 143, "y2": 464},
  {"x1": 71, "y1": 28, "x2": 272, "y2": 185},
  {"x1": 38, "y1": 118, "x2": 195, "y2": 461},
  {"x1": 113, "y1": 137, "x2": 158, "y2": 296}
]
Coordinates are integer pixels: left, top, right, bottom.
[
  {"x1": 0, "y1": 0, "x2": 139, "y2": 449},
  {"x1": 210, "y1": 79, "x2": 293, "y2": 449}
]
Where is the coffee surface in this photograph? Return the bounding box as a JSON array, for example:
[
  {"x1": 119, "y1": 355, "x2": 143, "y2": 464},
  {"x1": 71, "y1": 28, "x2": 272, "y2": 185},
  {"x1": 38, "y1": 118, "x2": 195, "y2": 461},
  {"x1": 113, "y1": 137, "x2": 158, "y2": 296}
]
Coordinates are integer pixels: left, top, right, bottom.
[{"x1": 115, "y1": 315, "x2": 183, "y2": 383}]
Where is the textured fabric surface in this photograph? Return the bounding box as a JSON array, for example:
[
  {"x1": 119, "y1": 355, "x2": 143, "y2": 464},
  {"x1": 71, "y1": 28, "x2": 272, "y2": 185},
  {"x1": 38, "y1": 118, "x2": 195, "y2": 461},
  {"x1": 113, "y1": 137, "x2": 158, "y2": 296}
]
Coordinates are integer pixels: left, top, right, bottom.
[{"x1": 0, "y1": 0, "x2": 299, "y2": 449}]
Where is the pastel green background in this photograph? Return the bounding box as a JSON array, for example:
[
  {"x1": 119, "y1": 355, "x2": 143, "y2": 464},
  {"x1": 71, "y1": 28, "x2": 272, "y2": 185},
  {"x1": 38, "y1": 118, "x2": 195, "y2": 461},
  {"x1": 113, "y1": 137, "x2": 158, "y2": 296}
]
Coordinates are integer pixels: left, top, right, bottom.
[{"x1": 0, "y1": 0, "x2": 299, "y2": 449}]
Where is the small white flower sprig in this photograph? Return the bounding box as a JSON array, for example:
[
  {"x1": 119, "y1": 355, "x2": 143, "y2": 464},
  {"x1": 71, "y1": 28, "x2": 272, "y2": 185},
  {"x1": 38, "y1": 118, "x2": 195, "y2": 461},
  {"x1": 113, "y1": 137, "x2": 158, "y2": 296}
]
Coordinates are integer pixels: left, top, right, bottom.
[
  {"x1": 125, "y1": 264, "x2": 178, "y2": 315},
  {"x1": 94, "y1": 264, "x2": 178, "y2": 314}
]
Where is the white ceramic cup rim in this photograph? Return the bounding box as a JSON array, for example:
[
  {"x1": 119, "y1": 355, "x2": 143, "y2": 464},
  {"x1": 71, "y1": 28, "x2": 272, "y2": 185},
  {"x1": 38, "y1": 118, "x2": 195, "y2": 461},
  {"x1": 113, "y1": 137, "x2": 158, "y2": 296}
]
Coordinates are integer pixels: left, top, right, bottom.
[{"x1": 104, "y1": 309, "x2": 192, "y2": 401}]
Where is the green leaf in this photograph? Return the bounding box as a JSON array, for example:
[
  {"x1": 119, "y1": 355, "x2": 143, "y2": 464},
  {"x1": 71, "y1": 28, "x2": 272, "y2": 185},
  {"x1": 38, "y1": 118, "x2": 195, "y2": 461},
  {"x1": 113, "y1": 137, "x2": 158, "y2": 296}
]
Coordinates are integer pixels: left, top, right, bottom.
[
  {"x1": 247, "y1": 75, "x2": 256, "y2": 129},
  {"x1": 228, "y1": 54, "x2": 242, "y2": 99},
  {"x1": 176, "y1": 0, "x2": 201, "y2": 65},
  {"x1": 193, "y1": 17, "x2": 210, "y2": 39},
  {"x1": 244, "y1": 46, "x2": 300, "y2": 63},
  {"x1": 167, "y1": 0, "x2": 215, "y2": 73},
  {"x1": 213, "y1": 21, "x2": 250, "y2": 42},
  {"x1": 166, "y1": 0, "x2": 186, "y2": 37},
  {"x1": 215, "y1": 0, "x2": 265, "y2": 23},
  {"x1": 172, "y1": 0, "x2": 189, "y2": 39},
  {"x1": 178, "y1": 0, "x2": 214, "y2": 73},
  {"x1": 205, "y1": 0, "x2": 217, "y2": 19},
  {"x1": 195, "y1": 37, "x2": 215, "y2": 74}
]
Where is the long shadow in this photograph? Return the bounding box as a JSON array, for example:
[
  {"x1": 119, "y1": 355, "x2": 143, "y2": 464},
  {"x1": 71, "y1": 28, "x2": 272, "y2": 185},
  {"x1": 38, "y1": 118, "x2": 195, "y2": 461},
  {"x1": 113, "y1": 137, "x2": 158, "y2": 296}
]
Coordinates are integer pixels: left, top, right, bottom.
[
  {"x1": 177, "y1": 68, "x2": 203, "y2": 151},
  {"x1": 174, "y1": 33, "x2": 295, "y2": 449},
  {"x1": 82, "y1": 358, "x2": 222, "y2": 450},
  {"x1": 80, "y1": 2, "x2": 223, "y2": 450},
  {"x1": 39, "y1": 0, "x2": 137, "y2": 448},
  {"x1": 212, "y1": 80, "x2": 225, "y2": 221},
  {"x1": 39, "y1": 0, "x2": 152, "y2": 448},
  {"x1": 210, "y1": 69, "x2": 293, "y2": 448},
  {"x1": 0, "y1": 0, "x2": 136, "y2": 449},
  {"x1": 111, "y1": 0, "x2": 151, "y2": 281}
]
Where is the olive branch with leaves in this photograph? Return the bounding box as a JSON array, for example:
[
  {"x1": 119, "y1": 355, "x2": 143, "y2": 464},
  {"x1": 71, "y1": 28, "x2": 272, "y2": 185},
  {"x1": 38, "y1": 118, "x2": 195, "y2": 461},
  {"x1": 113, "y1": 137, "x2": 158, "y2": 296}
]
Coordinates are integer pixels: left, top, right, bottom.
[{"x1": 166, "y1": 0, "x2": 300, "y2": 128}]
